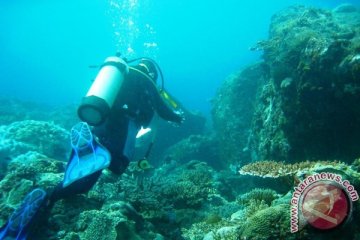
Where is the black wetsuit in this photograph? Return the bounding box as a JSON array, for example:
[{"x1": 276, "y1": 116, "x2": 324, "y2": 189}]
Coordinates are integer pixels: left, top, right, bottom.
[{"x1": 50, "y1": 66, "x2": 182, "y2": 202}]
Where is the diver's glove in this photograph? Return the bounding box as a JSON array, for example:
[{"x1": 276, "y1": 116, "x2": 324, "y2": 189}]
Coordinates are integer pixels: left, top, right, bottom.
[
  {"x1": 177, "y1": 110, "x2": 185, "y2": 122},
  {"x1": 170, "y1": 109, "x2": 185, "y2": 127}
]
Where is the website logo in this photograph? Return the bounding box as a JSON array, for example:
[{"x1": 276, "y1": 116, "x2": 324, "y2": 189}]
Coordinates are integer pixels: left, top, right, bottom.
[{"x1": 290, "y1": 172, "x2": 359, "y2": 233}]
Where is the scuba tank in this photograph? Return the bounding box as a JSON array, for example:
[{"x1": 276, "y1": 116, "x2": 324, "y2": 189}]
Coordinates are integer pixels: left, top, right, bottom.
[
  {"x1": 77, "y1": 56, "x2": 129, "y2": 126},
  {"x1": 78, "y1": 55, "x2": 181, "y2": 126}
]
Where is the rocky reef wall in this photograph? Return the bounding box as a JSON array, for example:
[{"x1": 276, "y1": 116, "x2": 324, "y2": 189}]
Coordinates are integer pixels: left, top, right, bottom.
[
  {"x1": 212, "y1": 64, "x2": 267, "y2": 167},
  {"x1": 213, "y1": 5, "x2": 360, "y2": 165}
]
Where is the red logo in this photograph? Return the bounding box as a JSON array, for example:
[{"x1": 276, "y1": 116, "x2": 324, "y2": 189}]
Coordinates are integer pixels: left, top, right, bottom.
[{"x1": 301, "y1": 182, "x2": 350, "y2": 230}]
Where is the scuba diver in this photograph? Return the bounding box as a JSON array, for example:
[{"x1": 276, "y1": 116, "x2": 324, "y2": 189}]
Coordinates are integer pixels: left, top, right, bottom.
[{"x1": 0, "y1": 55, "x2": 184, "y2": 240}]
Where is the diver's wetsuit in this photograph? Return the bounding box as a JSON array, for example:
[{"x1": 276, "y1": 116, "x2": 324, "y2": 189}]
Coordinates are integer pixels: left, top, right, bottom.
[{"x1": 50, "y1": 66, "x2": 182, "y2": 203}]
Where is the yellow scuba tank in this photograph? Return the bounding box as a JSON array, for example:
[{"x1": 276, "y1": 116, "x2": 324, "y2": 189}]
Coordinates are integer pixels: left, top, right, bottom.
[{"x1": 78, "y1": 56, "x2": 129, "y2": 126}]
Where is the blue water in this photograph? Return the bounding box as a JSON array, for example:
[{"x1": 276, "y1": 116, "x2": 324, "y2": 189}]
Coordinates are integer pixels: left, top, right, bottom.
[{"x1": 0, "y1": 0, "x2": 358, "y2": 118}]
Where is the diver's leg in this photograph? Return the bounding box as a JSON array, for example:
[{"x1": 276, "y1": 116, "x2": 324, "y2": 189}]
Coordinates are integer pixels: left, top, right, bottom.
[
  {"x1": 0, "y1": 156, "x2": 104, "y2": 240},
  {"x1": 0, "y1": 122, "x2": 108, "y2": 239},
  {"x1": 50, "y1": 122, "x2": 112, "y2": 203},
  {"x1": 49, "y1": 170, "x2": 102, "y2": 204},
  {"x1": 108, "y1": 156, "x2": 130, "y2": 175},
  {"x1": 94, "y1": 118, "x2": 138, "y2": 175},
  {"x1": 0, "y1": 188, "x2": 48, "y2": 240},
  {"x1": 62, "y1": 122, "x2": 110, "y2": 188}
]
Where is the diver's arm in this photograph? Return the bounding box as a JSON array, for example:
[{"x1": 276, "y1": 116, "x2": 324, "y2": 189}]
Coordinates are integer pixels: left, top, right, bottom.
[
  {"x1": 131, "y1": 66, "x2": 183, "y2": 124},
  {"x1": 143, "y1": 82, "x2": 183, "y2": 123},
  {"x1": 152, "y1": 92, "x2": 183, "y2": 124}
]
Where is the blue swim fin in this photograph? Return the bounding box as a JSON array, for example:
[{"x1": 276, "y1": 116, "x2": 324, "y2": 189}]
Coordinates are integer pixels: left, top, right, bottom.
[
  {"x1": 0, "y1": 188, "x2": 47, "y2": 240},
  {"x1": 62, "y1": 122, "x2": 111, "y2": 188}
]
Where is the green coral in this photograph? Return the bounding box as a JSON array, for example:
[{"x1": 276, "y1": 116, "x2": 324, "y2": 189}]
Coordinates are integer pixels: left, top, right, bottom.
[
  {"x1": 121, "y1": 160, "x2": 214, "y2": 212},
  {"x1": 76, "y1": 210, "x2": 123, "y2": 240},
  {"x1": 242, "y1": 199, "x2": 270, "y2": 219},
  {"x1": 161, "y1": 161, "x2": 214, "y2": 208},
  {"x1": 239, "y1": 204, "x2": 293, "y2": 240},
  {"x1": 182, "y1": 220, "x2": 237, "y2": 240},
  {"x1": 237, "y1": 188, "x2": 278, "y2": 207}
]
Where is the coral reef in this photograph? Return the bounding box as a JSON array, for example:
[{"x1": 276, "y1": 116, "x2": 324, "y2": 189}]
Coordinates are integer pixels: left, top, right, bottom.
[
  {"x1": 252, "y1": 5, "x2": 360, "y2": 163},
  {"x1": 0, "y1": 152, "x2": 160, "y2": 239},
  {"x1": 182, "y1": 189, "x2": 304, "y2": 240},
  {"x1": 0, "y1": 154, "x2": 221, "y2": 239},
  {"x1": 239, "y1": 204, "x2": 292, "y2": 239},
  {"x1": 212, "y1": 4, "x2": 360, "y2": 164},
  {"x1": 1, "y1": 146, "x2": 360, "y2": 239},
  {"x1": 55, "y1": 202, "x2": 157, "y2": 240},
  {"x1": 236, "y1": 188, "x2": 278, "y2": 206},
  {"x1": 238, "y1": 160, "x2": 360, "y2": 193},
  {"x1": 162, "y1": 134, "x2": 221, "y2": 169},
  {"x1": 1, "y1": 4, "x2": 360, "y2": 240},
  {"x1": 239, "y1": 160, "x2": 342, "y2": 178},
  {"x1": 122, "y1": 160, "x2": 214, "y2": 211},
  {"x1": 0, "y1": 87, "x2": 209, "y2": 240},
  {"x1": 239, "y1": 160, "x2": 360, "y2": 181},
  {"x1": 120, "y1": 160, "x2": 216, "y2": 239},
  {"x1": 0, "y1": 152, "x2": 65, "y2": 226},
  {"x1": 1, "y1": 120, "x2": 70, "y2": 160},
  {"x1": 0, "y1": 96, "x2": 79, "y2": 129}
]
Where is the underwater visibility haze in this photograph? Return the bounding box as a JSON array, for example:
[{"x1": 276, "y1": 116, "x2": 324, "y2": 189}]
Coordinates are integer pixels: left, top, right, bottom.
[
  {"x1": 0, "y1": 0, "x2": 360, "y2": 239},
  {"x1": 1, "y1": 0, "x2": 358, "y2": 115}
]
